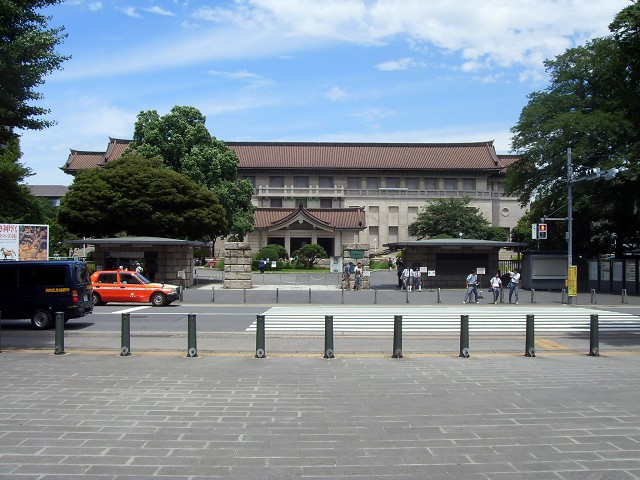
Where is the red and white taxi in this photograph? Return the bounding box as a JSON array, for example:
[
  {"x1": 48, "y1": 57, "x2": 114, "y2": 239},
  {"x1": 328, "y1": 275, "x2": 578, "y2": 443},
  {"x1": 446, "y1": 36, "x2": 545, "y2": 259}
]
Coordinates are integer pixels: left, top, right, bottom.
[{"x1": 90, "y1": 270, "x2": 180, "y2": 307}]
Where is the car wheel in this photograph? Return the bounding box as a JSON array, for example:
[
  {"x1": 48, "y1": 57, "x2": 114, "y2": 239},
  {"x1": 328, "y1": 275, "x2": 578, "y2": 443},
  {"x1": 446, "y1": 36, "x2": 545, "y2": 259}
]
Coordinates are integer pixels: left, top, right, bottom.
[
  {"x1": 151, "y1": 292, "x2": 167, "y2": 307},
  {"x1": 31, "y1": 309, "x2": 54, "y2": 330},
  {"x1": 92, "y1": 292, "x2": 103, "y2": 306}
]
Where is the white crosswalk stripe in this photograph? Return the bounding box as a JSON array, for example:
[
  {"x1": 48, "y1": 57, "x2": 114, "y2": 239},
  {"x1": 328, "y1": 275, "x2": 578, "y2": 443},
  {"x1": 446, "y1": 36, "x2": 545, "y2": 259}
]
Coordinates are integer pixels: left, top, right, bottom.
[{"x1": 246, "y1": 305, "x2": 640, "y2": 333}]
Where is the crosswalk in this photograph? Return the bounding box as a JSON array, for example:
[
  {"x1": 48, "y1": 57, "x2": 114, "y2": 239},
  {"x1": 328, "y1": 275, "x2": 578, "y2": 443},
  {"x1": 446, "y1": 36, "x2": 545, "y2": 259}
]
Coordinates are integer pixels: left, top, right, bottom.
[{"x1": 246, "y1": 305, "x2": 640, "y2": 333}]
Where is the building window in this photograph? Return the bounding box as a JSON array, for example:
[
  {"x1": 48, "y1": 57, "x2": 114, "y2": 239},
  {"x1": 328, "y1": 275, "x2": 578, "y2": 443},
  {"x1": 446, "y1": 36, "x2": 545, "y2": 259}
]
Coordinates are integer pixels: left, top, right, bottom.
[
  {"x1": 270, "y1": 176, "x2": 284, "y2": 187},
  {"x1": 270, "y1": 198, "x2": 283, "y2": 207},
  {"x1": 366, "y1": 177, "x2": 379, "y2": 189},
  {"x1": 320, "y1": 198, "x2": 333, "y2": 208},
  {"x1": 406, "y1": 178, "x2": 419, "y2": 190},
  {"x1": 386, "y1": 177, "x2": 400, "y2": 188},
  {"x1": 388, "y1": 226, "x2": 399, "y2": 243},
  {"x1": 444, "y1": 178, "x2": 457, "y2": 190},
  {"x1": 408, "y1": 206, "x2": 419, "y2": 215},
  {"x1": 425, "y1": 178, "x2": 437, "y2": 189},
  {"x1": 389, "y1": 206, "x2": 399, "y2": 214},
  {"x1": 319, "y1": 176, "x2": 333, "y2": 188},
  {"x1": 369, "y1": 226, "x2": 379, "y2": 236},
  {"x1": 463, "y1": 178, "x2": 476, "y2": 190},
  {"x1": 369, "y1": 206, "x2": 379, "y2": 213},
  {"x1": 295, "y1": 199, "x2": 308, "y2": 208},
  {"x1": 348, "y1": 177, "x2": 361, "y2": 189},
  {"x1": 294, "y1": 176, "x2": 309, "y2": 188}
]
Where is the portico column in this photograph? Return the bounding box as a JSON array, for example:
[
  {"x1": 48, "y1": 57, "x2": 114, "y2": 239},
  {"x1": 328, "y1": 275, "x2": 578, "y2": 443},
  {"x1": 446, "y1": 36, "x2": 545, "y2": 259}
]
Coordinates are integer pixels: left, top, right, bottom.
[{"x1": 284, "y1": 228, "x2": 291, "y2": 255}]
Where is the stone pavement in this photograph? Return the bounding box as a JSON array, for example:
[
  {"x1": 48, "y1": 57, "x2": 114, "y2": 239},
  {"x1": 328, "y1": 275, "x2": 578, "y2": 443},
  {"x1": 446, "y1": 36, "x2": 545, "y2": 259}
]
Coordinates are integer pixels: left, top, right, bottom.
[{"x1": 1, "y1": 352, "x2": 639, "y2": 479}]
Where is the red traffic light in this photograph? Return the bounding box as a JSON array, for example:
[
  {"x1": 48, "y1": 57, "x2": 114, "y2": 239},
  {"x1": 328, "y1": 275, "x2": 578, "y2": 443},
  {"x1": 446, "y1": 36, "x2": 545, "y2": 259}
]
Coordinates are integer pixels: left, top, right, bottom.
[{"x1": 538, "y1": 223, "x2": 548, "y2": 239}]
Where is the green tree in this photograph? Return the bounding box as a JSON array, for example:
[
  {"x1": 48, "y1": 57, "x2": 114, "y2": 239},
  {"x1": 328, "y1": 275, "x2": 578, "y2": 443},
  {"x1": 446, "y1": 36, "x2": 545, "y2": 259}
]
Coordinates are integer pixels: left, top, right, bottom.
[
  {"x1": 408, "y1": 197, "x2": 507, "y2": 241},
  {"x1": 58, "y1": 155, "x2": 227, "y2": 239},
  {"x1": 292, "y1": 244, "x2": 328, "y2": 269},
  {"x1": 0, "y1": 137, "x2": 46, "y2": 223},
  {"x1": 127, "y1": 105, "x2": 254, "y2": 240},
  {"x1": 507, "y1": 1, "x2": 640, "y2": 258},
  {"x1": 0, "y1": 0, "x2": 69, "y2": 146}
]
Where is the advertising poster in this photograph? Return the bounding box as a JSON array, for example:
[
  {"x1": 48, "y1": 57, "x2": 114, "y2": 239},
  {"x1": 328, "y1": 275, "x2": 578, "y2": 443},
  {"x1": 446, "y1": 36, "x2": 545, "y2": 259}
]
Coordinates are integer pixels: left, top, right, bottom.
[{"x1": 0, "y1": 224, "x2": 49, "y2": 261}]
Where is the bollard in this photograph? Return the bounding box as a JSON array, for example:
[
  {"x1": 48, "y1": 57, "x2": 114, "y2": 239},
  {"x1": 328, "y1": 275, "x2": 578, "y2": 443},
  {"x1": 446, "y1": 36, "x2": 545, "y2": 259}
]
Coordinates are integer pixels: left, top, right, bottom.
[
  {"x1": 561, "y1": 289, "x2": 567, "y2": 304},
  {"x1": 121, "y1": 312, "x2": 131, "y2": 356},
  {"x1": 589, "y1": 314, "x2": 599, "y2": 356},
  {"x1": 459, "y1": 315, "x2": 469, "y2": 358},
  {"x1": 211, "y1": 285, "x2": 215, "y2": 303},
  {"x1": 0, "y1": 310, "x2": 2, "y2": 354},
  {"x1": 525, "y1": 314, "x2": 535, "y2": 357},
  {"x1": 243, "y1": 288, "x2": 246, "y2": 304},
  {"x1": 276, "y1": 288, "x2": 279, "y2": 304},
  {"x1": 309, "y1": 288, "x2": 312, "y2": 304},
  {"x1": 500, "y1": 287, "x2": 504, "y2": 304},
  {"x1": 324, "y1": 315, "x2": 335, "y2": 358},
  {"x1": 179, "y1": 285, "x2": 184, "y2": 302},
  {"x1": 405, "y1": 287, "x2": 409, "y2": 304},
  {"x1": 591, "y1": 288, "x2": 597, "y2": 304},
  {"x1": 255, "y1": 314, "x2": 266, "y2": 358},
  {"x1": 54, "y1": 312, "x2": 65, "y2": 355},
  {"x1": 392, "y1": 315, "x2": 403, "y2": 358},
  {"x1": 530, "y1": 289, "x2": 535, "y2": 303},
  {"x1": 341, "y1": 286, "x2": 345, "y2": 304},
  {"x1": 437, "y1": 288, "x2": 441, "y2": 304},
  {"x1": 187, "y1": 313, "x2": 198, "y2": 357},
  {"x1": 374, "y1": 288, "x2": 378, "y2": 304},
  {"x1": 622, "y1": 289, "x2": 628, "y2": 304}
]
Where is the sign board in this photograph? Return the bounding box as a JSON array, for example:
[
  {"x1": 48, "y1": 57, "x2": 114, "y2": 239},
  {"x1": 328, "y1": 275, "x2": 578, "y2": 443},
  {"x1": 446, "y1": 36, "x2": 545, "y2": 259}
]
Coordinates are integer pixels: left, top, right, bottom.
[
  {"x1": 419, "y1": 266, "x2": 428, "y2": 273},
  {"x1": 349, "y1": 249, "x2": 364, "y2": 259},
  {"x1": 567, "y1": 266, "x2": 578, "y2": 296},
  {"x1": 177, "y1": 270, "x2": 186, "y2": 279},
  {"x1": 476, "y1": 267, "x2": 486, "y2": 275},
  {"x1": 271, "y1": 261, "x2": 277, "y2": 268},
  {"x1": 427, "y1": 270, "x2": 436, "y2": 277},
  {"x1": 364, "y1": 270, "x2": 371, "y2": 277},
  {"x1": 0, "y1": 223, "x2": 49, "y2": 261},
  {"x1": 531, "y1": 223, "x2": 538, "y2": 240},
  {"x1": 330, "y1": 256, "x2": 343, "y2": 273}
]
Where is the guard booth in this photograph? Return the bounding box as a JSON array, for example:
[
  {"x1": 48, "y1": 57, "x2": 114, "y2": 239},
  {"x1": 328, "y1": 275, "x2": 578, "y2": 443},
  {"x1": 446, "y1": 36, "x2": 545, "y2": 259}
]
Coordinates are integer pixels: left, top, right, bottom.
[
  {"x1": 385, "y1": 239, "x2": 525, "y2": 289},
  {"x1": 588, "y1": 258, "x2": 639, "y2": 294},
  {"x1": 65, "y1": 236, "x2": 205, "y2": 287}
]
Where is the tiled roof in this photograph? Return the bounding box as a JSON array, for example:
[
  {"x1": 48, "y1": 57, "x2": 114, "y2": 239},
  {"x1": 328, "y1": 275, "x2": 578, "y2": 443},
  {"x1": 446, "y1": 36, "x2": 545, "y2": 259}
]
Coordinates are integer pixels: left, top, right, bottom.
[
  {"x1": 254, "y1": 207, "x2": 366, "y2": 230},
  {"x1": 61, "y1": 138, "x2": 513, "y2": 174},
  {"x1": 229, "y1": 141, "x2": 504, "y2": 171}
]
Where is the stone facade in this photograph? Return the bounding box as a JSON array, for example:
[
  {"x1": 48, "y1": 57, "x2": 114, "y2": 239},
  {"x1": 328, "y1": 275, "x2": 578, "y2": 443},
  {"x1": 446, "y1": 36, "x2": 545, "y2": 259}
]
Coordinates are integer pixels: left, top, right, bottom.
[
  {"x1": 343, "y1": 243, "x2": 371, "y2": 290},
  {"x1": 223, "y1": 242, "x2": 253, "y2": 289}
]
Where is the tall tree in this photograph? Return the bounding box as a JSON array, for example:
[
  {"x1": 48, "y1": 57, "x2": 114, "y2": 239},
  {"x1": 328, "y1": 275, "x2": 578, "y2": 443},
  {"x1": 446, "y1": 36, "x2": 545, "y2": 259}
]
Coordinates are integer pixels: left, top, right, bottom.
[
  {"x1": 58, "y1": 155, "x2": 228, "y2": 239},
  {"x1": 127, "y1": 106, "x2": 254, "y2": 241},
  {"x1": 408, "y1": 197, "x2": 507, "y2": 241},
  {"x1": 0, "y1": 0, "x2": 69, "y2": 146},
  {"x1": 0, "y1": 137, "x2": 46, "y2": 223},
  {"x1": 507, "y1": 1, "x2": 640, "y2": 259}
]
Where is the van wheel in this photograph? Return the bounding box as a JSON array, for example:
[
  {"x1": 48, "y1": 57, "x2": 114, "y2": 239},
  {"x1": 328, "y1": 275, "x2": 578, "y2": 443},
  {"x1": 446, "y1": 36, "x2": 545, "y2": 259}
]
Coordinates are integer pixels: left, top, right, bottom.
[
  {"x1": 92, "y1": 292, "x2": 103, "y2": 306},
  {"x1": 151, "y1": 292, "x2": 167, "y2": 307},
  {"x1": 31, "y1": 309, "x2": 54, "y2": 329}
]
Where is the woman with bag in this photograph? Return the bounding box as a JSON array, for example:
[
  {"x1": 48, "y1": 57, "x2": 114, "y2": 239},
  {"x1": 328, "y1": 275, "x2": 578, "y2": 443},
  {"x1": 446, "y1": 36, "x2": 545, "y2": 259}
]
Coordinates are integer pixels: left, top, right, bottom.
[{"x1": 489, "y1": 271, "x2": 502, "y2": 304}]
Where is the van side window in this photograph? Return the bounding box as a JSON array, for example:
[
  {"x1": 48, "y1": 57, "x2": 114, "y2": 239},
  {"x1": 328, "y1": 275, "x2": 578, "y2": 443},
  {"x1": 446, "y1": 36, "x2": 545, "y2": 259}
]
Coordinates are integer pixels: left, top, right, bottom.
[{"x1": 19, "y1": 266, "x2": 66, "y2": 286}]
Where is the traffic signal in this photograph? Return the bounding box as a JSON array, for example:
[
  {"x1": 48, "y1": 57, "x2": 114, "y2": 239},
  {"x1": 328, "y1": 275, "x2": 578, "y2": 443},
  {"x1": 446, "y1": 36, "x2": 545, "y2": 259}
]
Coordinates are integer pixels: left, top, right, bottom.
[{"x1": 538, "y1": 223, "x2": 548, "y2": 239}]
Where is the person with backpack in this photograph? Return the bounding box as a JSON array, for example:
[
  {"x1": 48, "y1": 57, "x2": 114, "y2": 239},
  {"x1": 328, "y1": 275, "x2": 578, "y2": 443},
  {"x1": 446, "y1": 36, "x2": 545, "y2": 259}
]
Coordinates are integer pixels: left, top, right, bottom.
[{"x1": 463, "y1": 271, "x2": 479, "y2": 303}]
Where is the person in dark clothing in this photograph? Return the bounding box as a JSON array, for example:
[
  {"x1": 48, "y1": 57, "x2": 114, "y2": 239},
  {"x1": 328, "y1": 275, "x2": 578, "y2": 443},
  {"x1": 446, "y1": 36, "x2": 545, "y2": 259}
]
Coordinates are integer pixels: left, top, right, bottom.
[{"x1": 396, "y1": 258, "x2": 404, "y2": 288}]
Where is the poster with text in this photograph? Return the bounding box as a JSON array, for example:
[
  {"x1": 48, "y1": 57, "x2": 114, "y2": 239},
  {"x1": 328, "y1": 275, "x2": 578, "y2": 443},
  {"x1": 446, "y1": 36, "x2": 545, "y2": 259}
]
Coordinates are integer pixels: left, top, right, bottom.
[{"x1": 0, "y1": 224, "x2": 49, "y2": 260}]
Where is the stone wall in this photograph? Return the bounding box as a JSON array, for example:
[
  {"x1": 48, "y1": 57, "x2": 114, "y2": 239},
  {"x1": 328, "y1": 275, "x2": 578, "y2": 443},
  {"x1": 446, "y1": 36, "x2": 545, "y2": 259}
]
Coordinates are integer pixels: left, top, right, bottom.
[
  {"x1": 223, "y1": 242, "x2": 253, "y2": 289},
  {"x1": 342, "y1": 243, "x2": 371, "y2": 290}
]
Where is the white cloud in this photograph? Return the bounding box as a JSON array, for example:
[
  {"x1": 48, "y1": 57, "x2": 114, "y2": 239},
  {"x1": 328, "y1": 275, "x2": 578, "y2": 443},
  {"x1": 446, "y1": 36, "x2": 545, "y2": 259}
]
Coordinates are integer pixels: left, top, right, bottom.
[
  {"x1": 121, "y1": 7, "x2": 142, "y2": 19},
  {"x1": 376, "y1": 57, "x2": 426, "y2": 71},
  {"x1": 143, "y1": 6, "x2": 175, "y2": 16},
  {"x1": 208, "y1": 70, "x2": 274, "y2": 89},
  {"x1": 88, "y1": 2, "x2": 102, "y2": 11},
  {"x1": 326, "y1": 86, "x2": 349, "y2": 101}
]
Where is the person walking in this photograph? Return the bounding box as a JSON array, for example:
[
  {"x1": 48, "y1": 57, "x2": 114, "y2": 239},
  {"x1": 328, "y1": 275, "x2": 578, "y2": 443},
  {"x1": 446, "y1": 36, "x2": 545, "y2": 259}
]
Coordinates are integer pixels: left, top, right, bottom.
[
  {"x1": 396, "y1": 258, "x2": 404, "y2": 288},
  {"x1": 489, "y1": 271, "x2": 502, "y2": 304},
  {"x1": 388, "y1": 257, "x2": 394, "y2": 271},
  {"x1": 342, "y1": 262, "x2": 352, "y2": 290},
  {"x1": 508, "y1": 268, "x2": 521, "y2": 304},
  {"x1": 353, "y1": 262, "x2": 363, "y2": 291},
  {"x1": 401, "y1": 265, "x2": 414, "y2": 291},
  {"x1": 259, "y1": 258, "x2": 266, "y2": 274},
  {"x1": 411, "y1": 265, "x2": 422, "y2": 292},
  {"x1": 463, "y1": 271, "x2": 479, "y2": 303}
]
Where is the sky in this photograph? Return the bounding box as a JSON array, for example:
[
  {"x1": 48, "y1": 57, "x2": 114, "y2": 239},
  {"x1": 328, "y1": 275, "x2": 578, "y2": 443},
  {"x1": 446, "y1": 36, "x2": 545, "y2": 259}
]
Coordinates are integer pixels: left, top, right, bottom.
[{"x1": 20, "y1": 0, "x2": 630, "y2": 186}]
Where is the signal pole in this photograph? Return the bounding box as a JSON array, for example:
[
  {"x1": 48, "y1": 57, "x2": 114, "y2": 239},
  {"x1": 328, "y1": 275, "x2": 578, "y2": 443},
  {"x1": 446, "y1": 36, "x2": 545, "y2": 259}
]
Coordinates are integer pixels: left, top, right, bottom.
[{"x1": 567, "y1": 147, "x2": 573, "y2": 303}]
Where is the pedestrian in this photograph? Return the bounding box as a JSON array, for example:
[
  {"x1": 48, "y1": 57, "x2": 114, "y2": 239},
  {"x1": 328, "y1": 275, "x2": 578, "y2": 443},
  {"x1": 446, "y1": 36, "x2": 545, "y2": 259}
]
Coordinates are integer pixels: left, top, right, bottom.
[
  {"x1": 508, "y1": 268, "x2": 521, "y2": 304},
  {"x1": 489, "y1": 271, "x2": 502, "y2": 304},
  {"x1": 411, "y1": 265, "x2": 422, "y2": 292},
  {"x1": 259, "y1": 258, "x2": 265, "y2": 274},
  {"x1": 342, "y1": 261, "x2": 352, "y2": 290},
  {"x1": 396, "y1": 258, "x2": 404, "y2": 288},
  {"x1": 135, "y1": 262, "x2": 144, "y2": 275},
  {"x1": 463, "y1": 271, "x2": 479, "y2": 303},
  {"x1": 354, "y1": 262, "x2": 363, "y2": 290},
  {"x1": 388, "y1": 257, "x2": 394, "y2": 271},
  {"x1": 402, "y1": 265, "x2": 414, "y2": 291}
]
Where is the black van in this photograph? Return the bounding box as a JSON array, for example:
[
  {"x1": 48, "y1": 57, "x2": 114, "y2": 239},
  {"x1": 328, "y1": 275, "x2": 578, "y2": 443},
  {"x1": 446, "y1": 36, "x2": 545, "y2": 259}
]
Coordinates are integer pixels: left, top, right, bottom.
[{"x1": 0, "y1": 260, "x2": 93, "y2": 329}]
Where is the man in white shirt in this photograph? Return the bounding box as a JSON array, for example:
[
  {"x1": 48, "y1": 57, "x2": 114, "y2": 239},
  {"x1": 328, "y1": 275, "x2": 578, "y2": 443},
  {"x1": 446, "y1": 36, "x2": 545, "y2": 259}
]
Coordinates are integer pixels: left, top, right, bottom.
[
  {"x1": 508, "y1": 269, "x2": 521, "y2": 304},
  {"x1": 463, "y1": 271, "x2": 478, "y2": 303}
]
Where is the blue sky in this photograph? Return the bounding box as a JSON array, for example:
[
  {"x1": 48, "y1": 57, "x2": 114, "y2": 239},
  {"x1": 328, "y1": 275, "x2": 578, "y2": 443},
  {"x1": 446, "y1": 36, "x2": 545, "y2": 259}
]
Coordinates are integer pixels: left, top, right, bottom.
[{"x1": 21, "y1": 0, "x2": 629, "y2": 185}]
